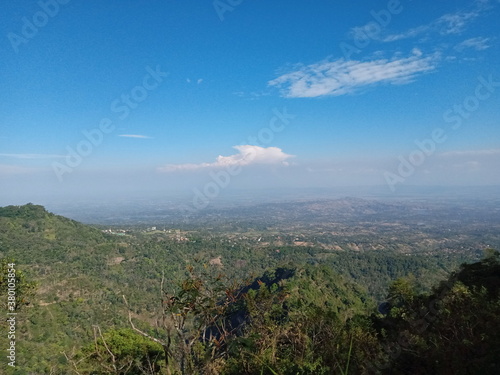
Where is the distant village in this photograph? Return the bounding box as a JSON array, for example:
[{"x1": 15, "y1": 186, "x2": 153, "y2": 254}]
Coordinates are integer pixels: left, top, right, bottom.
[{"x1": 102, "y1": 227, "x2": 189, "y2": 241}]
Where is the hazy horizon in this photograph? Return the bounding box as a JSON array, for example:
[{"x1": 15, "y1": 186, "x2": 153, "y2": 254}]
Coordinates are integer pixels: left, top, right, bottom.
[{"x1": 2, "y1": 185, "x2": 500, "y2": 225}]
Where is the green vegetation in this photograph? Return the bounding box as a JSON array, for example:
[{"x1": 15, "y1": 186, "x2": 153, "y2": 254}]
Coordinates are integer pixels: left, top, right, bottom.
[
  {"x1": 372, "y1": 250, "x2": 500, "y2": 374},
  {"x1": 72, "y1": 327, "x2": 165, "y2": 374},
  {"x1": 0, "y1": 204, "x2": 498, "y2": 374}
]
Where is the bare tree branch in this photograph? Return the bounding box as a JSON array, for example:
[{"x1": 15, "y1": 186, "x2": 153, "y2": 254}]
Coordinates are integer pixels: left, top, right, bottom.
[
  {"x1": 123, "y1": 294, "x2": 174, "y2": 375},
  {"x1": 61, "y1": 351, "x2": 83, "y2": 375},
  {"x1": 93, "y1": 325, "x2": 116, "y2": 371}
]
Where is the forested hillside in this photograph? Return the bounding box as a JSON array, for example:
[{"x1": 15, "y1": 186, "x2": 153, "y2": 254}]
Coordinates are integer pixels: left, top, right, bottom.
[{"x1": 0, "y1": 204, "x2": 498, "y2": 374}]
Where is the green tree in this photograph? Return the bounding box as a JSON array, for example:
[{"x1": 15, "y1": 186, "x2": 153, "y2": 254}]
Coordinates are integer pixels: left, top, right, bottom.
[
  {"x1": 376, "y1": 252, "x2": 500, "y2": 374},
  {"x1": 0, "y1": 258, "x2": 36, "y2": 312},
  {"x1": 73, "y1": 327, "x2": 164, "y2": 374}
]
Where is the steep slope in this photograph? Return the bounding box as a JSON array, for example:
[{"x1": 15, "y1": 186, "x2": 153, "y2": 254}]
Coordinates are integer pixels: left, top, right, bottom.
[{"x1": 0, "y1": 205, "x2": 131, "y2": 373}]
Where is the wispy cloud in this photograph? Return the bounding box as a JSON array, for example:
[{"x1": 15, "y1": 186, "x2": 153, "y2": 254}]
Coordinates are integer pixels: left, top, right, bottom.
[
  {"x1": 0, "y1": 164, "x2": 36, "y2": 174},
  {"x1": 0, "y1": 153, "x2": 65, "y2": 159},
  {"x1": 437, "y1": 9, "x2": 482, "y2": 35},
  {"x1": 381, "y1": 1, "x2": 488, "y2": 42},
  {"x1": 118, "y1": 134, "x2": 152, "y2": 139},
  {"x1": 233, "y1": 90, "x2": 271, "y2": 100},
  {"x1": 430, "y1": 148, "x2": 500, "y2": 178},
  {"x1": 440, "y1": 149, "x2": 500, "y2": 157},
  {"x1": 382, "y1": 25, "x2": 431, "y2": 42},
  {"x1": 454, "y1": 37, "x2": 491, "y2": 51},
  {"x1": 158, "y1": 145, "x2": 294, "y2": 172},
  {"x1": 268, "y1": 50, "x2": 438, "y2": 98},
  {"x1": 186, "y1": 78, "x2": 203, "y2": 85}
]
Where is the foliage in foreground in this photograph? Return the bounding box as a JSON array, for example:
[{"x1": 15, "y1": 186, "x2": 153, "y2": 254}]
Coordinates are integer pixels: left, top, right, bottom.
[{"x1": 74, "y1": 251, "x2": 500, "y2": 374}]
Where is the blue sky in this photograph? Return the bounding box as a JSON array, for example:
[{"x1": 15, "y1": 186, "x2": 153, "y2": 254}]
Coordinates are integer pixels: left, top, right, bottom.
[{"x1": 1, "y1": 0, "x2": 499, "y2": 205}]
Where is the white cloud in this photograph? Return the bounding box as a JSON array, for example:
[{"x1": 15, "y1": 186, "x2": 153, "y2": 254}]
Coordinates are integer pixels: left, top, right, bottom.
[
  {"x1": 186, "y1": 78, "x2": 203, "y2": 84},
  {"x1": 382, "y1": 25, "x2": 431, "y2": 42},
  {"x1": 0, "y1": 164, "x2": 36, "y2": 174},
  {"x1": 440, "y1": 149, "x2": 500, "y2": 157},
  {"x1": 118, "y1": 134, "x2": 152, "y2": 139},
  {"x1": 451, "y1": 160, "x2": 481, "y2": 170},
  {"x1": 0, "y1": 153, "x2": 65, "y2": 159},
  {"x1": 232, "y1": 90, "x2": 271, "y2": 100},
  {"x1": 268, "y1": 50, "x2": 438, "y2": 98},
  {"x1": 381, "y1": 2, "x2": 487, "y2": 42},
  {"x1": 455, "y1": 37, "x2": 491, "y2": 51},
  {"x1": 437, "y1": 11, "x2": 479, "y2": 35},
  {"x1": 158, "y1": 145, "x2": 294, "y2": 172},
  {"x1": 428, "y1": 149, "x2": 500, "y2": 176}
]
